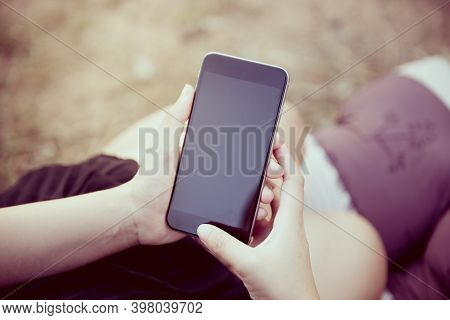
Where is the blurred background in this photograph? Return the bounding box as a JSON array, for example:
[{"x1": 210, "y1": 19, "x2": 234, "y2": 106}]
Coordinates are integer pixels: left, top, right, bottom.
[{"x1": 0, "y1": 0, "x2": 449, "y2": 190}]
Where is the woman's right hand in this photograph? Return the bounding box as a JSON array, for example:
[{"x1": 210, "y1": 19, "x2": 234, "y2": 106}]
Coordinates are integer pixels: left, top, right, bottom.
[{"x1": 197, "y1": 144, "x2": 319, "y2": 300}]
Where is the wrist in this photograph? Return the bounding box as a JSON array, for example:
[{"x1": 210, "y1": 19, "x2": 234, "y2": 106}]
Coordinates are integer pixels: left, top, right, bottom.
[{"x1": 109, "y1": 181, "x2": 140, "y2": 248}]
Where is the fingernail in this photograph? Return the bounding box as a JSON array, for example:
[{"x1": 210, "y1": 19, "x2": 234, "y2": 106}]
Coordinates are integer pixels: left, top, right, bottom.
[
  {"x1": 270, "y1": 161, "x2": 280, "y2": 170},
  {"x1": 258, "y1": 208, "x2": 267, "y2": 220},
  {"x1": 197, "y1": 224, "x2": 212, "y2": 240},
  {"x1": 270, "y1": 161, "x2": 283, "y2": 173}
]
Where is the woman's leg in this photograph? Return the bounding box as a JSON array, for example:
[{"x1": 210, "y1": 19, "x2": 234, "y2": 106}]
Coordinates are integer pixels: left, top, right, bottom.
[
  {"x1": 314, "y1": 60, "x2": 450, "y2": 261},
  {"x1": 281, "y1": 102, "x2": 387, "y2": 299},
  {"x1": 304, "y1": 210, "x2": 387, "y2": 299}
]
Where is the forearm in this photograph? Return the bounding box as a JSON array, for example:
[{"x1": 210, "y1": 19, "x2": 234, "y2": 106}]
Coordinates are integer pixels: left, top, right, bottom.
[{"x1": 0, "y1": 184, "x2": 137, "y2": 287}]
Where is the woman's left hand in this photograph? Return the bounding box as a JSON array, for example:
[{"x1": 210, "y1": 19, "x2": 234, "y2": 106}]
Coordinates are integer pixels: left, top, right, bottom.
[{"x1": 121, "y1": 85, "x2": 283, "y2": 246}]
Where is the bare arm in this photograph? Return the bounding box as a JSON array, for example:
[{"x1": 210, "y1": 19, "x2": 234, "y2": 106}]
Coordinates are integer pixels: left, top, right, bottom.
[{"x1": 0, "y1": 184, "x2": 137, "y2": 287}]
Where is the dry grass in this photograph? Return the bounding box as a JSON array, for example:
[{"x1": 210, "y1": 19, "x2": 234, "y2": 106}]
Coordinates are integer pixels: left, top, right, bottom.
[{"x1": 0, "y1": 0, "x2": 449, "y2": 190}]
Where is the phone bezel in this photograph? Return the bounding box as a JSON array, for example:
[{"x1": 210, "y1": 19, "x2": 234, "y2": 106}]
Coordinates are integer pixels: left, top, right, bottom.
[{"x1": 166, "y1": 52, "x2": 289, "y2": 243}]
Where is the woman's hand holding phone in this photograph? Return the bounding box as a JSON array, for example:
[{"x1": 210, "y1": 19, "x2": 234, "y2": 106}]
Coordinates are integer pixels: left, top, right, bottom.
[
  {"x1": 121, "y1": 84, "x2": 196, "y2": 246},
  {"x1": 197, "y1": 145, "x2": 320, "y2": 300},
  {"x1": 122, "y1": 85, "x2": 283, "y2": 246}
]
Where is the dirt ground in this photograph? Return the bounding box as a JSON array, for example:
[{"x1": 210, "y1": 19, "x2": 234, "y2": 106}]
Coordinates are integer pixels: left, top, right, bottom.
[{"x1": 0, "y1": 0, "x2": 449, "y2": 191}]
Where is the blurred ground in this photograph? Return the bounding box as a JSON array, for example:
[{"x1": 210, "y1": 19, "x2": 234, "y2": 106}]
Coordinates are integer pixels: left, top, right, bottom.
[{"x1": 0, "y1": 0, "x2": 449, "y2": 190}]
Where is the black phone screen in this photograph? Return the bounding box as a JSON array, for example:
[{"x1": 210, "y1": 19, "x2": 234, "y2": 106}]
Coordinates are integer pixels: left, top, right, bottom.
[{"x1": 166, "y1": 53, "x2": 288, "y2": 242}]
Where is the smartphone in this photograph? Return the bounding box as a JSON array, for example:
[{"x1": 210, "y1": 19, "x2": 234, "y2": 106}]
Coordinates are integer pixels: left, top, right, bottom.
[{"x1": 166, "y1": 52, "x2": 288, "y2": 243}]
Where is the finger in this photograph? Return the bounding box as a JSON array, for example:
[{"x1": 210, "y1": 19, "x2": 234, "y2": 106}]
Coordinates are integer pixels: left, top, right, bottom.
[
  {"x1": 256, "y1": 207, "x2": 268, "y2": 221},
  {"x1": 164, "y1": 85, "x2": 195, "y2": 169},
  {"x1": 251, "y1": 203, "x2": 275, "y2": 246},
  {"x1": 272, "y1": 145, "x2": 305, "y2": 225},
  {"x1": 260, "y1": 185, "x2": 274, "y2": 204},
  {"x1": 261, "y1": 202, "x2": 273, "y2": 221},
  {"x1": 266, "y1": 158, "x2": 284, "y2": 179},
  {"x1": 269, "y1": 179, "x2": 281, "y2": 216},
  {"x1": 179, "y1": 129, "x2": 186, "y2": 151},
  {"x1": 273, "y1": 144, "x2": 304, "y2": 194},
  {"x1": 263, "y1": 179, "x2": 281, "y2": 218},
  {"x1": 197, "y1": 224, "x2": 249, "y2": 271},
  {"x1": 273, "y1": 132, "x2": 283, "y2": 150}
]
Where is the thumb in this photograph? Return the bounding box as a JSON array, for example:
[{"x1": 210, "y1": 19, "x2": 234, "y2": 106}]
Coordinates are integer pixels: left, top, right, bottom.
[
  {"x1": 164, "y1": 84, "x2": 194, "y2": 172},
  {"x1": 168, "y1": 84, "x2": 195, "y2": 125},
  {"x1": 197, "y1": 224, "x2": 249, "y2": 271},
  {"x1": 272, "y1": 144, "x2": 305, "y2": 231}
]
